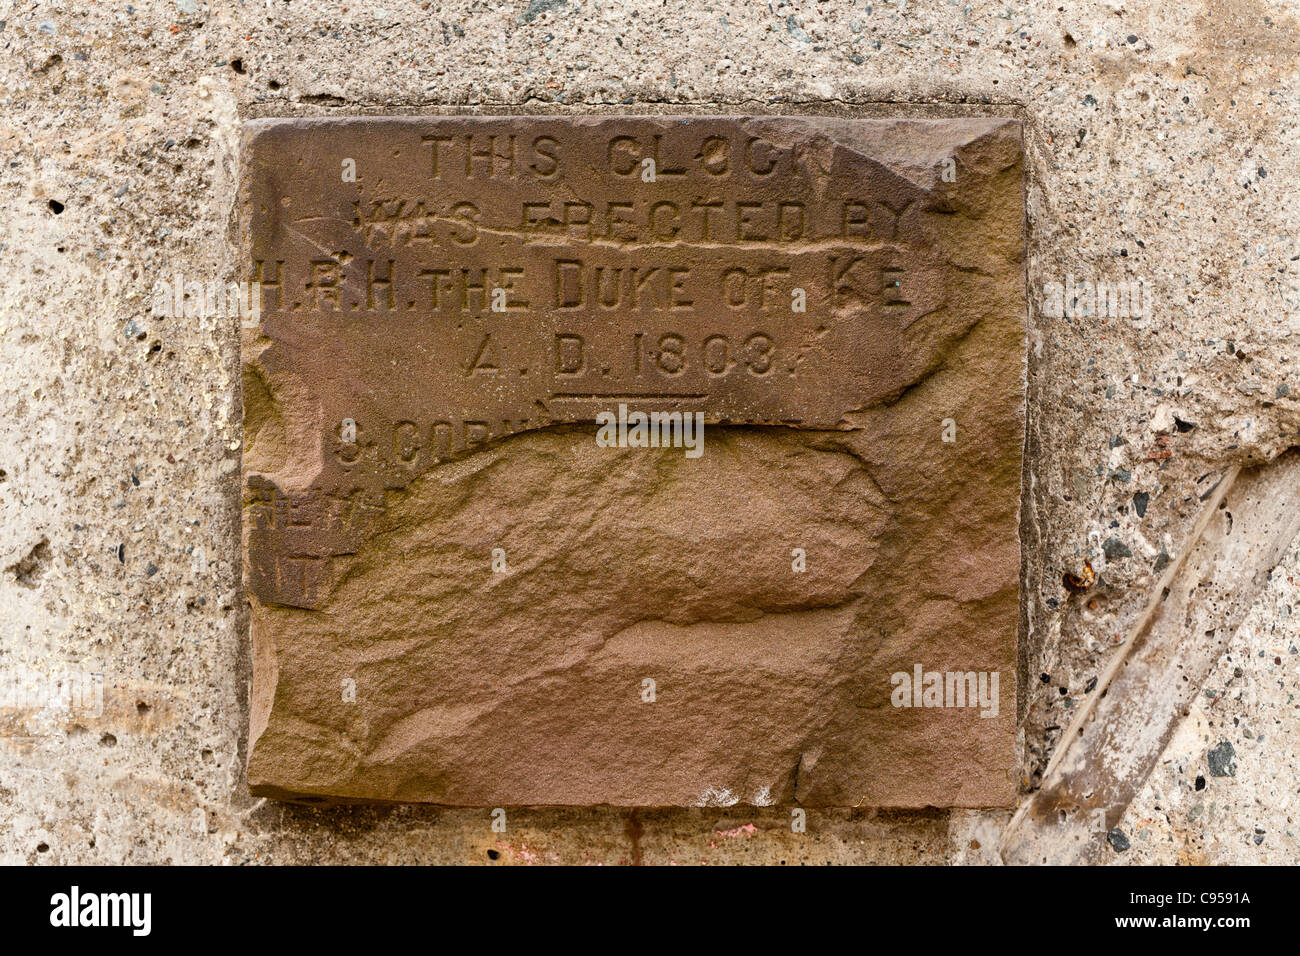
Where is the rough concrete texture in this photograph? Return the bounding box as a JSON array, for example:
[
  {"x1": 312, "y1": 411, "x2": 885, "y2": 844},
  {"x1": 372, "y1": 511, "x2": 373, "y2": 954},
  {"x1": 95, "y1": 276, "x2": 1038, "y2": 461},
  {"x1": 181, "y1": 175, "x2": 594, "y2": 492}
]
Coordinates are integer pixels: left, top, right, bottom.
[{"x1": 0, "y1": 0, "x2": 1296, "y2": 863}]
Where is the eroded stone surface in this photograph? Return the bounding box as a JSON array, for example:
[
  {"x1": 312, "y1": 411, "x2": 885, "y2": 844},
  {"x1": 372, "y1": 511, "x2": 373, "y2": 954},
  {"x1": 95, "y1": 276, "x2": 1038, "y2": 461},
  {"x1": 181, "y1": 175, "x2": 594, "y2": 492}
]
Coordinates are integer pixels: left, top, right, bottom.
[{"x1": 243, "y1": 116, "x2": 1026, "y2": 807}]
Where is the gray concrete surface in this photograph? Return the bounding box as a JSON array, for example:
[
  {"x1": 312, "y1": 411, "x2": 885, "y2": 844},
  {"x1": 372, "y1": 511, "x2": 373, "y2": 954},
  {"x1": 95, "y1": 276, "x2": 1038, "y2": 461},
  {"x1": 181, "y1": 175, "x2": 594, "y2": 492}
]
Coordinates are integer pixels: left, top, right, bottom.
[{"x1": 0, "y1": 0, "x2": 1296, "y2": 864}]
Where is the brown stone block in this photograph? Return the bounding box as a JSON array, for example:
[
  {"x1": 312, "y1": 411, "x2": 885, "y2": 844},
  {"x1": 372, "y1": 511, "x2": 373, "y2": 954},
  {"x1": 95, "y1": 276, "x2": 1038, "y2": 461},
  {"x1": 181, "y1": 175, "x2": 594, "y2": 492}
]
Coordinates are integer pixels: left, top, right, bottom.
[{"x1": 242, "y1": 115, "x2": 1026, "y2": 807}]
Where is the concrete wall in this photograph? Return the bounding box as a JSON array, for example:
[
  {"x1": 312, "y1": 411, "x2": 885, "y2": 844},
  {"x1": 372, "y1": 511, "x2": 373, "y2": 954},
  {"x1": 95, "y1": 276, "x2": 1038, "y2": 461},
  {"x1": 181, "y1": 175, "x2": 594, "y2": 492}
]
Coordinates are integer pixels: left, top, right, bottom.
[{"x1": 1, "y1": 0, "x2": 1296, "y2": 864}]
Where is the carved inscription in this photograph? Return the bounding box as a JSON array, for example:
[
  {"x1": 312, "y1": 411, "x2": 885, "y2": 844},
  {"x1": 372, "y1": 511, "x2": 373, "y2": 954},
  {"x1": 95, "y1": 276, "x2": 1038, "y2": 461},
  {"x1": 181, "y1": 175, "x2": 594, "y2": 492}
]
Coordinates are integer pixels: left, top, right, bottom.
[{"x1": 244, "y1": 117, "x2": 965, "y2": 500}]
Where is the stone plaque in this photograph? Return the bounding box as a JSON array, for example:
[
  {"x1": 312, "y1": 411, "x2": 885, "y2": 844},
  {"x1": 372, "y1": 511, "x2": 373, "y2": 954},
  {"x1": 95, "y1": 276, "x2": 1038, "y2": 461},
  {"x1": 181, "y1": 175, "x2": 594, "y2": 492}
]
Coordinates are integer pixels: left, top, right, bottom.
[{"x1": 242, "y1": 115, "x2": 1025, "y2": 807}]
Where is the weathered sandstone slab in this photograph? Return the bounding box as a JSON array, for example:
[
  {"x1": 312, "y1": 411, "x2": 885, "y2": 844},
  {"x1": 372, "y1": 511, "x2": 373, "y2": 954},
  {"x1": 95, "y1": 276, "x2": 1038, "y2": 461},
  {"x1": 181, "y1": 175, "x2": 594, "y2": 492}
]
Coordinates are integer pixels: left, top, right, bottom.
[{"x1": 242, "y1": 115, "x2": 1026, "y2": 807}]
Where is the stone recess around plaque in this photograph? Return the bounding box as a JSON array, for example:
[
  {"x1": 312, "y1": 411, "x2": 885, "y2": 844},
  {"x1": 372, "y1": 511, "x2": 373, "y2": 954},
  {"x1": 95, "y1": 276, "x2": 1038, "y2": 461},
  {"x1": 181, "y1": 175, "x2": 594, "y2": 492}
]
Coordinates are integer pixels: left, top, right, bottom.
[{"x1": 241, "y1": 115, "x2": 1026, "y2": 808}]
